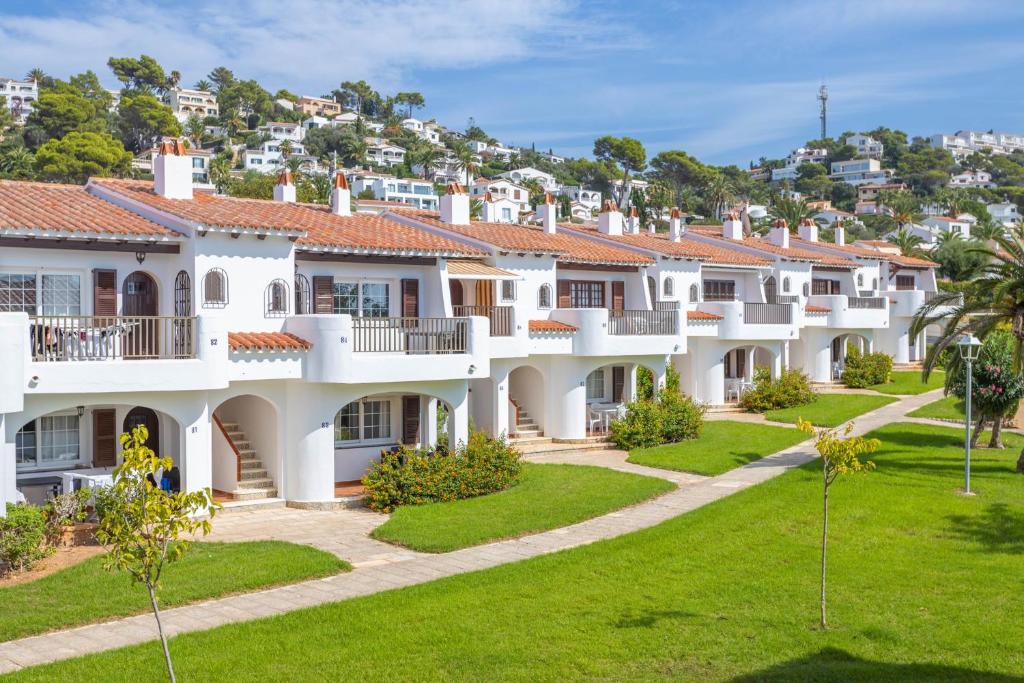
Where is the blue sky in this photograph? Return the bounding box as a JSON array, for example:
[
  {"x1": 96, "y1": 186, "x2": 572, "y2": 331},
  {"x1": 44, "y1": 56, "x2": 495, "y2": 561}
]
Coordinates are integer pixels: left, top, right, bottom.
[{"x1": 2, "y1": 0, "x2": 1022, "y2": 166}]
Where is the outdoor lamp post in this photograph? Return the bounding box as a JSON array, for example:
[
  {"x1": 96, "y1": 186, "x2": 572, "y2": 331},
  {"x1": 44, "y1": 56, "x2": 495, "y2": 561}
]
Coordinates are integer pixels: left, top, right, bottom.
[{"x1": 957, "y1": 334, "x2": 982, "y2": 494}]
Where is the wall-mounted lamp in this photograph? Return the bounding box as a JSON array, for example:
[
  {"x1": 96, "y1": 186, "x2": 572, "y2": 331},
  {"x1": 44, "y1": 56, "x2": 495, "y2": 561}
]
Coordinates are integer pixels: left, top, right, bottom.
[
  {"x1": 468, "y1": 364, "x2": 477, "y2": 374},
  {"x1": 76, "y1": 405, "x2": 85, "y2": 418},
  {"x1": 135, "y1": 250, "x2": 147, "y2": 265}
]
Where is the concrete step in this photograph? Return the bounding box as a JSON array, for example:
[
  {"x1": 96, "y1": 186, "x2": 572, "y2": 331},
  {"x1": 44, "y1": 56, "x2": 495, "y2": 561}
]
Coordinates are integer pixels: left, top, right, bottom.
[
  {"x1": 516, "y1": 420, "x2": 538, "y2": 429},
  {"x1": 240, "y1": 459, "x2": 263, "y2": 471},
  {"x1": 240, "y1": 469, "x2": 270, "y2": 481},
  {"x1": 238, "y1": 477, "x2": 276, "y2": 490},
  {"x1": 229, "y1": 488, "x2": 279, "y2": 501},
  {"x1": 510, "y1": 436, "x2": 552, "y2": 446},
  {"x1": 512, "y1": 429, "x2": 542, "y2": 438},
  {"x1": 518, "y1": 440, "x2": 616, "y2": 455},
  {"x1": 217, "y1": 497, "x2": 286, "y2": 514},
  {"x1": 219, "y1": 422, "x2": 239, "y2": 431}
]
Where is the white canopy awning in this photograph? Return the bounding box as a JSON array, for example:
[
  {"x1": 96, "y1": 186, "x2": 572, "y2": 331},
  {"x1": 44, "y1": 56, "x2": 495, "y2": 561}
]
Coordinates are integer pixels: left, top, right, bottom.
[{"x1": 446, "y1": 261, "x2": 520, "y2": 280}]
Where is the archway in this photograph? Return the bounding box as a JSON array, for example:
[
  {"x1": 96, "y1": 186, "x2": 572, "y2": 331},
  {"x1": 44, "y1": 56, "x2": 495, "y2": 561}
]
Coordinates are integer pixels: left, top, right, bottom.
[
  {"x1": 123, "y1": 407, "x2": 160, "y2": 456},
  {"x1": 764, "y1": 276, "x2": 777, "y2": 303},
  {"x1": 723, "y1": 344, "x2": 778, "y2": 402},
  {"x1": 508, "y1": 365, "x2": 546, "y2": 438},
  {"x1": 831, "y1": 333, "x2": 872, "y2": 379},
  {"x1": 211, "y1": 394, "x2": 279, "y2": 501}
]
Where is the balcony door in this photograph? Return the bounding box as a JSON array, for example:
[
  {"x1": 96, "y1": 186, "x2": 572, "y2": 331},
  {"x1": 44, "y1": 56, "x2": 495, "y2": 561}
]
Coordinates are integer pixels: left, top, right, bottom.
[
  {"x1": 123, "y1": 271, "x2": 158, "y2": 358},
  {"x1": 449, "y1": 280, "x2": 464, "y2": 307},
  {"x1": 123, "y1": 407, "x2": 160, "y2": 456},
  {"x1": 764, "y1": 276, "x2": 777, "y2": 303}
]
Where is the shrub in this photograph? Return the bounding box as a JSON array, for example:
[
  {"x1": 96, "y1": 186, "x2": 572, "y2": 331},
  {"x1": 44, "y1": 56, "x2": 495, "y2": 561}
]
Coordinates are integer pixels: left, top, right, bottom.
[
  {"x1": 610, "y1": 388, "x2": 705, "y2": 450},
  {"x1": 842, "y1": 346, "x2": 893, "y2": 388},
  {"x1": 362, "y1": 432, "x2": 522, "y2": 513},
  {"x1": 42, "y1": 488, "x2": 92, "y2": 545},
  {"x1": 0, "y1": 504, "x2": 50, "y2": 575},
  {"x1": 636, "y1": 364, "x2": 682, "y2": 400},
  {"x1": 741, "y1": 367, "x2": 815, "y2": 412}
]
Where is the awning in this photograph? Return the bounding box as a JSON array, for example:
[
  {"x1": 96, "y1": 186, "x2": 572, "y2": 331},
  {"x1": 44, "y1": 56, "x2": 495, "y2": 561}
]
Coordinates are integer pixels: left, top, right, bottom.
[{"x1": 446, "y1": 260, "x2": 519, "y2": 280}]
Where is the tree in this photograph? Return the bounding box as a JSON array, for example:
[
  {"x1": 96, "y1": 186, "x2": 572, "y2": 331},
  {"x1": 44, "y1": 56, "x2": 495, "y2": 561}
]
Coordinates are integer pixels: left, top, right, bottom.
[
  {"x1": 0, "y1": 146, "x2": 35, "y2": 179},
  {"x1": 593, "y1": 135, "x2": 646, "y2": 207},
  {"x1": 409, "y1": 142, "x2": 444, "y2": 181},
  {"x1": 206, "y1": 67, "x2": 235, "y2": 94},
  {"x1": 797, "y1": 419, "x2": 878, "y2": 629},
  {"x1": 167, "y1": 70, "x2": 181, "y2": 90},
  {"x1": 649, "y1": 149, "x2": 712, "y2": 207},
  {"x1": 771, "y1": 196, "x2": 816, "y2": 230},
  {"x1": 395, "y1": 92, "x2": 425, "y2": 118},
  {"x1": 34, "y1": 131, "x2": 132, "y2": 182},
  {"x1": 184, "y1": 115, "x2": 206, "y2": 148},
  {"x1": 934, "y1": 237, "x2": 987, "y2": 281},
  {"x1": 24, "y1": 67, "x2": 48, "y2": 84},
  {"x1": 107, "y1": 55, "x2": 169, "y2": 93},
  {"x1": 218, "y1": 80, "x2": 272, "y2": 121},
  {"x1": 117, "y1": 92, "x2": 182, "y2": 152},
  {"x1": 337, "y1": 80, "x2": 376, "y2": 115},
  {"x1": 23, "y1": 86, "x2": 107, "y2": 146},
  {"x1": 701, "y1": 172, "x2": 734, "y2": 219},
  {"x1": 341, "y1": 133, "x2": 369, "y2": 168},
  {"x1": 449, "y1": 140, "x2": 478, "y2": 186},
  {"x1": 878, "y1": 190, "x2": 923, "y2": 233},
  {"x1": 95, "y1": 425, "x2": 217, "y2": 683},
  {"x1": 279, "y1": 139, "x2": 294, "y2": 159},
  {"x1": 889, "y1": 228, "x2": 927, "y2": 259},
  {"x1": 193, "y1": 79, "x2": 213, "y2": 92},
  {"x1": 209, "y1": 153, "x2": 233, "y2": 193},
  {"x1": 794, "y1": 162, "x2": 833, "y2": 199}
]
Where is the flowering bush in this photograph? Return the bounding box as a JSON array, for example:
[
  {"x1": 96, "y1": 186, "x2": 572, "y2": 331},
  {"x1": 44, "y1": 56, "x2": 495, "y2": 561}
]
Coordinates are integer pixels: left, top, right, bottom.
[
  {"x1": 972, "y1": 362, "x2": 1024, "y2": 418},
  {"x1": 363, "y1": 432, "x2": 522, "y2": 513}
]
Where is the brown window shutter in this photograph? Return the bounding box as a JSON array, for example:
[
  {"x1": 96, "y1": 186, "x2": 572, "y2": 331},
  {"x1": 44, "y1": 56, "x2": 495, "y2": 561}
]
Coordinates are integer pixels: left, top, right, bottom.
[
  {"x1": 737, "y1": 349, "x2": 746, "y2": 378},
  {"x1": 612, "y1": 366, "x2": 625, "y2": 402},
  {"x1": 611, "y1": 281, "x2": 625, "y2": 311},
  {"x1": 402, "y1": 395, "x2": 421, "y2": 445},
  {"x1": 724, "y1": 352, "x2": 732, "y2": 378},
  {"x1": 401, "y1": 279, "x2": 419, "y2": 318},
  {"x1": 557, "y1": 280, "x2": 571, "y2": 308},
  {"x1": 92, "y1": 409, "x2": 117, "y2": 467},
  {"x1": 93, "y1": 269, "x2": 117, "y2": 316},
  {"x1": 312, "y1": 276, "x2": 333, "y2": 314}
]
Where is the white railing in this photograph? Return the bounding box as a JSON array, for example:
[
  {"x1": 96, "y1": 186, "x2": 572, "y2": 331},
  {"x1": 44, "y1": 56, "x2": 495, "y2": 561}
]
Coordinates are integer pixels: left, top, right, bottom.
[{"x1": 29, "y1": 316, "x2": 196, "y2": 361}]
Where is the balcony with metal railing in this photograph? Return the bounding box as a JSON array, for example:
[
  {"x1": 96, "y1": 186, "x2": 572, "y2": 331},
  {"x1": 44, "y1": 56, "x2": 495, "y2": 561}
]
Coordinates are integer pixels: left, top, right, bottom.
[
  {"x1": 545, "y1": 306, "x2": 683, "y2": 356},
  {"x1": 453, "y1": 305, "x2": 514, "y2": 337},
  {"x1": 692, "y1": 300, "x2": 797, "y2": 340},
  {"x1": 807, "y1": 294, "x2": 889, "y2": 328},
  {"x1": 352, "y1": 317, "x2": 469, "y2": 354},
  {"x1": 608, "y1": 309, "x2": 678, "y2": 336},
  {"x1": 28, "y1": 315, "x2": 197, "y2": 362}
]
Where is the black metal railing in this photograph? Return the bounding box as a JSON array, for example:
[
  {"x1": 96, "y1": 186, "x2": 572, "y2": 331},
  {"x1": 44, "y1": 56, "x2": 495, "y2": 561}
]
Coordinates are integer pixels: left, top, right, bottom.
[
  {"x1": 608, "y1": 309, "x2": 677, "y2": 335},
  {"x1": 743, "y1": 303, "x2": 792, "y2": 324},
  {"x1": 29, "y1": 316, "x2": 196, "y2": 361},
  {"x1": 453, "y1": 305, "x2": 513, "y2": 336},
  {"x1": 352, "y1": 317, "x2": 468, "y2": 354}
]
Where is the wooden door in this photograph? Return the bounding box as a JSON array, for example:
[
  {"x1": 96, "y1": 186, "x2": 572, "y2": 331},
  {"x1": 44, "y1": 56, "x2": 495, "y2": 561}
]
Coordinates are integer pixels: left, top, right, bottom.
[
  {"x1": 123, "y1": 271, "x2": 158, "y2": 357},
  {"x1": 449, "y1": 280, "x2": 464, "y2": 307},
  {"x1": 92, "y1": 409, "x2": 117, "y2": 468},
  {"x1": 764, "y1": 276, "x2": 777, "y2": 303},
  {"x1": 612, "y1": 366, "x2": 625, "y2": 403},
  {"x1": 124, "y1": 407, "x2": 160, "y2": 454},
  {"x1": 402, "y1": 395, "x2": 421, "y2": 445},
  {"x1": 401, "y1": 279, "x2": 419, "y2": 318},
  {"x1": 557, "y1": 281, "x2": 570, "y2": 308},
  {"x1": 611, "y1": 281, "x2": 625, "y2": 311}
]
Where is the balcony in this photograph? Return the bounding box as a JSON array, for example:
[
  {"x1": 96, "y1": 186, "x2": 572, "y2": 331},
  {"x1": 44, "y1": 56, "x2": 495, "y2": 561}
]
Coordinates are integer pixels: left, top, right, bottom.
[
  {"x1": 695, "y1": 301, "x2": 796, "y2": 340},
  {"x1": 547, "y1": 307, "x2": 682, "y2": 356},
  {"x1": 608, "y1": 309, "x2": 677, "y2": 336},
  {"x1": 29, "y1": 315, "x2": 196, "y2": 361},
  {"x1": 352, "y1": 317, "x2": 468, "y2": 354},
  {"x1": 453, "y1": 305, "x2": 514, "y2": 337},
  {"x1": 743, "y1": 303, "x2": 793, "y2": 325},
  {"x1": 806, "y1": 295, "x2": 889, "y2": 328}
]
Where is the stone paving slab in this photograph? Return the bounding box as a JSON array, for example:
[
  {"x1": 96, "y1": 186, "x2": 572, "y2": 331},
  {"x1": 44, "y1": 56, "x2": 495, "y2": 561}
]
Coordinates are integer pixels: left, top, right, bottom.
[{"x1": 0, "y1": 389, "x2": 946, "y2": 675}]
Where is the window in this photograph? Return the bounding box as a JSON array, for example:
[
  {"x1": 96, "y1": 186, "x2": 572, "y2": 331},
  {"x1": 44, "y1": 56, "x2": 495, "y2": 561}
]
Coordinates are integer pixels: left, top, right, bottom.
[
  {"x1": 265, "y1": 279, "x2": 289, "y2": 316},
  {"x1": 872, "y1": 278, "x2": 878, "y2": 290},
  {"x1": 16, "y1": 414, "x2": 80, "y2": 469},
  {"x1": 538, "y1": 284, "x2": 552, "y2": 309},
  {"x1": 569, "y1": 281, "x2": 604, "y2": 308},
  {"x1": 782, "y1": 277, "x2": 791, "y2": 293},
  {"x1": 501, "y1": 208, "x2": 512, "y2": 221},
  {"x1": 0, "y1": 273, "x2": 81, "y2": 315},
  {"x1": 586, "y1": 369, "x2": 605, "y2": 401},
  {"x1": 812, "y1": 279, "x2": 840, "y2": 295},
  {"x1": 663, "y1": 277, "x2": 674, "y2": 297},
  {"x1": 702, "y1": 279, "x2": 735, "y2": 301},
  {"x1": 895, "y1": 275, "x2": 915, "y2": 290},
  {"x1": 192, "y1": 157, "x2": 204, "y2": 169},
  {"x1": 803, "y1": 282, "x2": 810, "y2": 297},
  {"x1": 689, "y1": 283, "x2": 699, "y2": 302},
  {"x1": 294, "y1": 274, "x2": 311, "y2": 314},
  {"x1": 203, "y1": 268, "x2": 228, "y2": 307},
  {"x1": 501, "y1": 280, "x2": 516, "y2": 302},
  {"x1": 332, "y1": 282, "x2": 390, "y2": 317},
  {"x1": 334, "y1": 399, "x2": 392, "y2": 446}
]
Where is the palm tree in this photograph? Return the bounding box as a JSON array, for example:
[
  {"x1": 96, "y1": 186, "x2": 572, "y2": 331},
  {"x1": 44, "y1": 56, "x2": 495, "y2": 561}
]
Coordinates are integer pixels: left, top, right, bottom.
[
  {"x1": 283, "y1": 156, "x2": 304, "y2": 175},
  {"x1": 167, "y1": 70, "x2": 181, "y2": 90},
  {"x1": 223, "y1": 110, "x2": 244, "y2": 138},
  {"x1": 184, "y1": 115, "x2": 206, "y2": 148},
  {"x1": 971, "y1": 218, "x2": 1005, "y2": 243},
  {"x1": 879, "y1": 191, "x2": 923, "y2": 233},
  {"x1": 209, "y1": 155, "x2": 233, "y2": 194},
  {"x1": 937, "y1": 188, "x2": 970, "y2": 218},
  {"x1": 449, "y1": 141, "x2": 478, "y2": 186},
  {"x1": 935, "y1": 229, "x2": 962, "y2": 248},
  {"x1": 411, "y1": 144, "x2": 445, "y2": 181},
  {"x1": 770, "y1": 196, "x2": 816, "y2": 232},
  {"x1": 0, "y1": 147, "x2": 34, "y2": 179},
  {"x1": 701, "y1": 173, "x2": 734, "y2": 219},
  {"x1": 911, "y1": 228, "x2": 1024, "y2": 471},
  {"x1": 24, "y1": 68, "x2": 47, "y2": 83},
  {"x1": 194, "y1": 79, "x2": 213, "y2": 92},
  {"x1": 279, "y1": 139, "x2": 294, "y2": 159},
  {"x1": 341, "y1": 134, "x2": 368, "y2": 168},
  {"x1": 890, "y1": 228, "x2": 927, "y2": 259}
]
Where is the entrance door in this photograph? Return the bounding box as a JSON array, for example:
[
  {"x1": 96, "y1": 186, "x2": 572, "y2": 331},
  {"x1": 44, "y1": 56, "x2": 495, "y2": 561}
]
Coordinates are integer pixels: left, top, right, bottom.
[
  {"x1": 764, "y1": 276, "x2": 777, "y2": 303},
  {"x1": 611, "y1": 281, "x2": 625, "y2": 311},
  {"x1": 449, "y1": 280, "x2": 464, "y2": 307},
  {"x1": 124, "y1": 407, "x2": 160, "y2": 454},
  {"x1": 92, "y1": 409, "x2": 117, "y2": 467},
  {"x1": 123, "y1": 271, "x2": 158, "y2": 357}
]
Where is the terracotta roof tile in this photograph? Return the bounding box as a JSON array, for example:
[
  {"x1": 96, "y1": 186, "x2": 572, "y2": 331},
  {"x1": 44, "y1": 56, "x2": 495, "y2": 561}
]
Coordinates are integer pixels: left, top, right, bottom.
[
  {"x1": 790, "y1": 236, "x2": 938, "y2": 268},
  {"x1": 560, "y1": 223, "x2": 771, "y2": 266},
  {"x1": 228, "y1": 331, "x2": 311, "y2": 352},
  {"x1": 393, "y1": 210, "x2": 653, "y2": 266},
  {"x1": 0, "y1": 180, "x2": 180, "y2": 238},
  {"x1": 805, "y1": 305, "x2": 831, "y2": 313},
  {"x1": 528, "y1": 320, "x2": 577, "y2": 333},
  {"x1": 687, "y1": 310, "x2": 723, "y2": 321},
  {"x1": 688, "y1": 227, "x2": 857, "y2": 267}
]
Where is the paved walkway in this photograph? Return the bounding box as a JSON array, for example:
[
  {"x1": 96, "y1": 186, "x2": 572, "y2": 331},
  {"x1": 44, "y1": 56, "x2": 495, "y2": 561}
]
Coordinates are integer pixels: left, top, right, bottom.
[{"x1": 0, "y1": 389, "x2": 945, "y2": 674}]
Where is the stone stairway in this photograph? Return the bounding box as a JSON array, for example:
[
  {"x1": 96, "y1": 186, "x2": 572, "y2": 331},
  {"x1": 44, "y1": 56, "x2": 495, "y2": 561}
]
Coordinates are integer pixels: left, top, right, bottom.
[
  {"x1": 509, "y1": 398, "x2": 542, "y2": 439},
  {"x1": 217, "y1": 419, "x2": 278, "y2": 501},
  {"x1": 508, "y1": 398, "x2": 613, "y2": 455}
]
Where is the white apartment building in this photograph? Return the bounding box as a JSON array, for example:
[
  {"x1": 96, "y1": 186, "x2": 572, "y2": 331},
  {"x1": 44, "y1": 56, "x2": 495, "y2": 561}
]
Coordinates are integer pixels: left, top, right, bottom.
[
  {"x1": 258, "y1": 121, "x2": 305, "y2": 143},
  {"x1": 844, "y1": 134, "x2": 884, "y2": 159},
  {"x1": 560, "y1": 186, "x2": 602, "y2": 213},
  {"x1": 349, "y1": 172, "x2": 438, "y2": 210},
  {"x1": 471, "y1": 179, "x2": 531, "y2": 214},
  {"x1": 921, "y1": 215, "x2": 972, "y2": 240},
  {"x1": 401, "y1": 118, "x2": 442, "y2": 145},
  {"x1": 500, "y1": 167, "x2": 558, "y2": 192},
  {"x1": 0, "y1": 145, "x2": 952, "y2": 516},
  {"x1": 948, "y1": 170, "x2": 996, "y2": 189},
  {"x1": 771, "y1": 147, "x2": 828, "y2": 182},
  {"x1": 830, "y1": 159, "x2": 894, "y2": 186},
  {"x1": 365, "y1": 139, "x2": 406, "y2": 168},
  {"x1": 0, "y1": 78, "x2": 38, "y2": 124},
  {"x1": 930, "y1": 130, "x2": 1024, "y2": 159},
  {"x1": 242, "y1": 139, "x2": 319, "y2": 174},
  {"x1": 163, "y1": 88, "x2": 219, "y2": 124},
  {"x1": 988, "y1": 203, "x2": 1020, "y2": 228}
]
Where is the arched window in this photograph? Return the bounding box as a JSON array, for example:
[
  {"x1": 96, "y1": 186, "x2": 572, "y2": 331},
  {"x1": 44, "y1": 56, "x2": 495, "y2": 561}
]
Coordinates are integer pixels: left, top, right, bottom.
[
  {"x1": 294, "y1": 274, "x2": 311, "y2": 314},
  {"x1": 265, "y1": 279, "x2": 289, "y2": 317},
  {"x1": 872, "y1": 277, "x2": 878, "y2": 290},
  {"x1": 857, "y1": 273, "x2": 864, "y2": 287},
  {"x1": 202, "y1": 268, "x2": 228, "y2": 307},
  {"x1": 174, "y1": 270, "x2": 191, "y2": 316},
  {"x1": 663, "y1": 277, "x2": 674, "y2": 297},
  {"x1": 689, "y1": 283, "x2": 699, "y2": 303},
  {"x1": 782, "y1": 277, "x2": 791, "y2": 293},
  {"x1": 802, "y1": 282, "x2": 810, "y2": 297},
  {"x1": 538, "y1": 283, "x2": 552, "y2": 309}
]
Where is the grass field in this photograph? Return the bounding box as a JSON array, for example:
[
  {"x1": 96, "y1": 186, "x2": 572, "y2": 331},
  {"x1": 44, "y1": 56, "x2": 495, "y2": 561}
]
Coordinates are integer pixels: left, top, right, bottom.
[
  {"x1": 372, "y1": 463, "x2": 673, "y2": 552},
  {"x1": 869, "y1": 370, "x2": 944, "y2": 395},
  {"x1": 626, "y1": 420, "x2": 808, "y2": 475},
  {"x1": 909, "y1": 395, "x2": 965, "y2": 421},
  {"x1": 765, "y1": 393, "x2": 897, "y2": 427},
  {"x1": 11, "y1": 422, "x2": 1024, "y2": 681},
  {"x1": 0, "y1": 541, "x2": 348, "y2": 642}
]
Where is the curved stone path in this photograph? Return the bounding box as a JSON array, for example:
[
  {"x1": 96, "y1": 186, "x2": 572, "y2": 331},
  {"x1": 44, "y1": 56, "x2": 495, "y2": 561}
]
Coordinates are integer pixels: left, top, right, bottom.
[{"x1": 0, "y1": 389, "x2": 945, "y2": 674}]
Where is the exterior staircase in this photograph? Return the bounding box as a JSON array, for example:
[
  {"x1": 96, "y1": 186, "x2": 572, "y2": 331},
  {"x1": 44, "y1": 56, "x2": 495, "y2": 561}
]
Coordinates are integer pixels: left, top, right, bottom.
[
  {"x1": 215, "y1": 418, "x2": 278, "y2": 501},
  {"x1": 509, "y1": 398, "x2": 542, "y2": 440},
  {"x1": 508, "y1": 398, "x2": 614, "y2": 455}
]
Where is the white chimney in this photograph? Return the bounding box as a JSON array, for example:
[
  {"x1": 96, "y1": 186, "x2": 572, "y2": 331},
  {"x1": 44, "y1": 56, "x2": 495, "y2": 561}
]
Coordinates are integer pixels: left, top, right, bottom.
[
  {"x1": 834, "y1": 225, "x2": 846, "y2": 246},
  {"x1": 153, "y1": 139, "x2": 192, "y2": 200},
  {"x1": 797, "y1": 218, "x2": 818, "y2": 242},
  {"x1": 538, "y1": 192, "x2": 557, "y2": 234},
  {"x1": 625, "y1": 206, "x2": 640, "y2": 234},
  {"x1": 722, "y1": 210, "x2": 743, "y2": 240},
  {"x1": 331, "y1": 172, "x2": 351, "y2": 216},
  {"x1": 273, "y1": 169, "x2": 296, "y2": 203},
  {"x1": 440, "y1": 182, "x2": 470, "y2": 225},
  {"x1": 668, "y1": 208, "x2": 683, "y2": 242},
  {"x1": 481, "y1": 190, "x2": 498, "y2": 222},
  {"x1": 767, "y1": 219, "x2": 790, "y2": 248},
  {"x1": 597, "y1": 200, "x2": 623, "y2": 236}
]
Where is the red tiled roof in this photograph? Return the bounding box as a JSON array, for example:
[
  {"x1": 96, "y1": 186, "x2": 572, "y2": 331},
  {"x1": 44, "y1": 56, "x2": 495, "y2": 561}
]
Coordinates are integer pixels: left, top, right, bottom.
[
  {"x1": 560, "y1": 223, "x2": 770, "y2": 266},
  {"x1": 0, "y1": 180, "x2": 181, "y2": 238},
  {"x1": 228, "y1": 332, "x2": 311, "y2": 352},
  {"x1": 805, "y1": 305, "x2": 831, "y2": 313},
  {"x1": 688, "y1": 227, "x2": 857, "y2": 267},
  {"x1": 394, "y1": 210, "x2": 654, "y2": 266},
  {"x1": 790, "y1": 236, "x2": 938, "y2": 268},
  {"x1": 687, "y1": 310, "x2": 723, "y2": 321},
  {"x1": 528, "y1": 320, "x2": 577, "y2": 333}
]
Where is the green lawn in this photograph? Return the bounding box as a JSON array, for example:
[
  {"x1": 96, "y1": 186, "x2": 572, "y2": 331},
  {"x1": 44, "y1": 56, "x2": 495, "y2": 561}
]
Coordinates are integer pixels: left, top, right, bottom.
[
  {"x1": 909, "y1": 395, "x2": 965, "y2": 421},
  {"x1": 627, "y1": 420, "x2": 809, "y2": 476},
  {"x1": 10, "y1": 423, "x2": 1024, "y2": 681},
  {"x1": 372, "y1": 463, "x2": 673, "y2": 552},
  {"x1": 870, "y1": 370, "x2": 945, "y2": 395},
  {"x1": 765, "y1": 393, "x2": 897, "y2": 427},
  {"x1": 0, "y1": 541, "x2": 348, "y2": 642}
]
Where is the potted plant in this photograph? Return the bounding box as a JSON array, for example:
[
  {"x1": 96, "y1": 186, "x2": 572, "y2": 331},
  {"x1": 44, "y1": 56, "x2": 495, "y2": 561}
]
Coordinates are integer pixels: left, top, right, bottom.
[{"x1": 43, "y1": 488, "x2": 93, "y2": 547}]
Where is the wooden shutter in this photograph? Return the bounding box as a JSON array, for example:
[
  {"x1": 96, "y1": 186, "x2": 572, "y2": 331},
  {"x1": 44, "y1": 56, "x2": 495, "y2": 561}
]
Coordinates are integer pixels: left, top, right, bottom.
[
  {"x1": 611, "y1": 281, "x2": 625, "y2": 311},
  {"x1": 724, "y1": 352, "x2": 732, "y2": 378},
  {"x1": 612, "y1": 366, "x2": 625, "y2": 403},
  {"x1": 92, "y1": 409, "x2": 117, "y2": 467},
  {"x1": 401, "y1": 279, "x2": 419, "y2": 318},
  {"x1": 737, "y1": 350, "x2": 746, "y2": 379},
  {"x1": 475, "y1": 280, "x2": 494, "y2": 307},
  {"x1": 449, "y1": 280, "x2": 464, "y2": 307},
  {"x1": 402, "y1": 395, "x2": 421, "y2": 445},
  {"x1": 92, "y1": 269, "x2": 117, "y2": 316},
  {"x1": 557, "y1": 280, "x2": 571, "y2": 308},
  {"x1": 312, "y1": 276, "x2": 333, "y2": 314}
]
